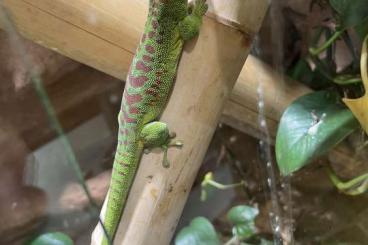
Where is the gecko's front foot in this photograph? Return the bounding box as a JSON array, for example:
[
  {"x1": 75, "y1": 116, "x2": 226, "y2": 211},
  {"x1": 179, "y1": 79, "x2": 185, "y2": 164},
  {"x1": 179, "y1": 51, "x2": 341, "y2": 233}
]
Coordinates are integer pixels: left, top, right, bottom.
[
  {"x1": 140, "y1": 122, "x2": 183, "y2": 168},
  {"x1": 179, "y1": 0, "x2": 208, "y2": 41},
  {"x1": 162, "y1": 132, "x2": 183, "y2": 168}
]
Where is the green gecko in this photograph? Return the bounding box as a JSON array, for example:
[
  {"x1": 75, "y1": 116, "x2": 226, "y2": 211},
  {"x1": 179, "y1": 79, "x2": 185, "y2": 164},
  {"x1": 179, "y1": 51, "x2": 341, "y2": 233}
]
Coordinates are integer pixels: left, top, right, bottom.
[{"x1": 101, "y1": 0, "x2": 208, "y2": 244}]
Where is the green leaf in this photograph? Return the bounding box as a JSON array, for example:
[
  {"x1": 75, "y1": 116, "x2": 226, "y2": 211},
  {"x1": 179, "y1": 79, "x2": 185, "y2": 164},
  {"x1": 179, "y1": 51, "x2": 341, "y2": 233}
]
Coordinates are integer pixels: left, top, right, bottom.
[
  {"x1": 330, "y1": 0, "x2": 368, "y2": 29},
  {"x1": 29, "y1": 232, "x2": 73, "y2": 245},
  {"x1": 175, "y1": 217, "x2": 220, "y2": 245},
  {"x1": 355, "y1": 18, "x2": 368, "y2": 41},
  {"x1": 227, "y1": 205, "x2": 259, "y2": 240},
  {"x1": 227, "y1": 205, "x2": 259, "y2": 225},
  {"x1": 276, "y1": 91, "x2": 360, "y2": 175},
  {"x1": 288, "y1": 59, "x2": 332, "y2": 89},
  {"x1": 259, "y1": 239, "x2": 274, "y2": 245},
  {"x1": 231, "y1": 223, "x2": 257, "y2": 240}
]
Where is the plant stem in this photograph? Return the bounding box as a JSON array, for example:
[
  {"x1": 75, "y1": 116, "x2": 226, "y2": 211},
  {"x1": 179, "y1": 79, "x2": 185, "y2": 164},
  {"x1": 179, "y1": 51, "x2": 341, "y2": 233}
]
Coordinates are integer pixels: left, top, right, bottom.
[
  {"x1": 309, "y1": 30, "x2": 344, "y2": 56},
  {"x1": 0, "y1": 4, "x2": 111, "y2": 243},
  {"x1": 206, "y1": 179, "x2": 245, "y2": 190},
  {"x1": 346, "y1": 179, "x2": 368, "y2": 195},
  {"x1": 32, "y1": 76, "x2": 97, "y2": 206},
  {"x1": 333, "y1": 76, "x2": 362, "y2": 85},
  {"x1": 326, "y1": 166, "x2": 368, "y2": 192}
]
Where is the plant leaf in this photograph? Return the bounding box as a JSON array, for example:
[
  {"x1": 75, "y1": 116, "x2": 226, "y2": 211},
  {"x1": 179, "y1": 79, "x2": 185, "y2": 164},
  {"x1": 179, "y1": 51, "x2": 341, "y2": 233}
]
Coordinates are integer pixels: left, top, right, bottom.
[
  {"x1": 29, "y1": 232, "x2": 73, "y2": 245},
  {"x1": 260, "y1": 239, "x2": 274, "y2": 245},
  {"x1": 355, "y1": 18, "x2": 368, "y2": 41},
  {"x1": 175, "y1": 217, "x2": 220, "y2": 245},
  {"x1": 276, "y1": 91, "x2": 359, "y2": 175},
  {"x1": 232, "y1": 223, "x2": 257, "y2": 240},
  {"x1": 227, "y1": 205, "x2": 259, "y2": 225},
  {"x1": 329, "y1": 0, "x2": 368, "y2": 29},
  {"x1": 227, "y1": 205, "x2": 259, "y2": 240}
]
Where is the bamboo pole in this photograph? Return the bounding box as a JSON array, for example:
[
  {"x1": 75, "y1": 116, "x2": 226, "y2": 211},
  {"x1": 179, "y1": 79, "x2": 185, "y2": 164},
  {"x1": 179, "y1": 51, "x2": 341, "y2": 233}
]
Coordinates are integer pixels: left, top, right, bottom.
[
  {"x1": 0, "y1": 0, "x2": 269, "y2": 244},
  {"x1": 87, "y1": 1, "x2": 267, "y2": 244},
  {"x1": 1, "y1": 0, "x2": 360, "y2": 243},
  {"x1": 223, "y1": 56, "x2": 312, "y2": 141},
  {"x1": 1, "y1": 0, "x2": 269, "y2": 81}
]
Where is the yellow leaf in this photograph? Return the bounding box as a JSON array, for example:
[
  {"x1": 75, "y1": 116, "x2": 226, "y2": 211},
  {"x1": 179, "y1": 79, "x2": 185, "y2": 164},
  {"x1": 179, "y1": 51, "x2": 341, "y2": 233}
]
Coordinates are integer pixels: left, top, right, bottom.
[{"x1": 343, "y1": 35, "x2": 368, "y2": 133}]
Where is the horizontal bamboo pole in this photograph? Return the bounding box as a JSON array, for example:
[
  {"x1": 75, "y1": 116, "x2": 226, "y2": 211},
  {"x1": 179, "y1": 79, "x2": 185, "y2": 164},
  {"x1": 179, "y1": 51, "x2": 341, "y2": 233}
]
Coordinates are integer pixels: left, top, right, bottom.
[
  {"x1": 1, "y1": 0, "x2": 267, "y2": 80},
  {"x1": 0, "y1": 0, "x2": 298, "y2": 139},
  {"x1": 224, "y1": 56, "x2": 312, "y2": 141}
]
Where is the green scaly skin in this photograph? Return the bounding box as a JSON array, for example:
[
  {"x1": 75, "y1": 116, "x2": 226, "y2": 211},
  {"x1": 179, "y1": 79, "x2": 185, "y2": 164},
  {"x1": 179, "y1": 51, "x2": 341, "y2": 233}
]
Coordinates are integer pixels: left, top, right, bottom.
[{"x1": 101, "y1": 0, "x2": 208, "y2": 244}]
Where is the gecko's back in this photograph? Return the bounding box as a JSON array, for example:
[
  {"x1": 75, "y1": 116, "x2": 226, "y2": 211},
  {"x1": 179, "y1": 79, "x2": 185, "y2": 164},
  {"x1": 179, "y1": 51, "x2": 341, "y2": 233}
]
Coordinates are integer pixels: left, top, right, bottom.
[{"x1": 102, "y1": 0, "x2": 207, "y2": 244}]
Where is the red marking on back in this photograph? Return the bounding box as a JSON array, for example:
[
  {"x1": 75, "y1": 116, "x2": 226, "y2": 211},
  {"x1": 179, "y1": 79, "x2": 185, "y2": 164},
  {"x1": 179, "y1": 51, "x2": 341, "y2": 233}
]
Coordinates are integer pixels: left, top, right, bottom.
[
  {"x1": 145, "y1": 88, "x2": 159, "y2": 97},
  {"x1": 117, "y1": 170, "x2": 127, "y2": 176},
  {"x1": 119, "y1": 114, "x2": 126, "y2": 125},
  {"x1": 145, "y1": 99, "x2": 158, "y2": 106},
  {"x1": 123, "y1": 110, "x2": 137, "y2": 124},
  {"x1": 136, "y1": 61, "x2": 152, "y2": 72},
  {"x1": 126, "y1": 117, "x2": 136, "y2": 123},
  {"x1": 142, "y1": 55, "x2": 152, "y2": 63},
  {"x1": 125, "y1": 93, "x2": 142, "y2": 105},
  {"x1": 148, "y1": 31, "x2": 156, "y2": 38},
  {"x1": 118, "y1": 160, "x2": 130, "y2": 168},
  {"x1": 152, "y1": 20, "x2": 158, "y2": 29},
  {"x1": 117, "y1": 151, "x2": 130, "y2": 158},
  {"x1": 155, "y1": 79, "x2": 162, "y2": 86},
  {"x1": 151, "y1": 84, "x2": 160, "y2": 90},
  {"x1": 129, "y1": 75, "x2": 148, "y2": 88},
  {"x1": 145, "y1": 45, "x2": 155, "y2": 54},
  {"x1": 129, "y1": 107, "x2": 139, "y2": 114}
]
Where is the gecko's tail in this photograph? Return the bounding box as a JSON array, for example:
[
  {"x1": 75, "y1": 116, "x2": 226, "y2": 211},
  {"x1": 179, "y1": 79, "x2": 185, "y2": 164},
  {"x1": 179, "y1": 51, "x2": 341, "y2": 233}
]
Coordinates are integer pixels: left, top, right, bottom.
[{"x1": 101, "y1": 143, "x2": 143, "y2": 245}]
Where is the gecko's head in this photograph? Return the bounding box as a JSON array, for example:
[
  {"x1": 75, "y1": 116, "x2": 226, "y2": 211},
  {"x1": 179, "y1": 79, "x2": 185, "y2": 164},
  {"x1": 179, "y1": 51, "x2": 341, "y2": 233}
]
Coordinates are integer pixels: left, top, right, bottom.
[{"x1": 150, "y1": 0, "x2": 188, "y2": 21}]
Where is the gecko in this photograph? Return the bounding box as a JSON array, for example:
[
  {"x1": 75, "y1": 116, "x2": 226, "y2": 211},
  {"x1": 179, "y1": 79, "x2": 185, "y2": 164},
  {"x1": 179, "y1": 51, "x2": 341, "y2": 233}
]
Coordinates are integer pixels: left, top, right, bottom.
[{"x1": 101, "y1": 0, "x2": 208, "y2": 244}]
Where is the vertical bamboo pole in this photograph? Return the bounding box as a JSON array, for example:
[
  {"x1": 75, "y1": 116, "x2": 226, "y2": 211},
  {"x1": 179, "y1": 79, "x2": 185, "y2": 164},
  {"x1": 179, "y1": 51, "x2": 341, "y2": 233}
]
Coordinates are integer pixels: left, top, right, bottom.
[{"x1": 92, "y1": 1, "x2": 269, "y2": 244}]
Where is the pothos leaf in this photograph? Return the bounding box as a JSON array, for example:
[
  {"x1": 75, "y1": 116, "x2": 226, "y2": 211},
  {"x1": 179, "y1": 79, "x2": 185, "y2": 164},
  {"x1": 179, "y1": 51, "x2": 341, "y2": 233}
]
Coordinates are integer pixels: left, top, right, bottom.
[
  {"x1": 231, "y1": 223, "x2": 257, "y2": 240},
  {"x1": 175, "y1": 217, "x2": 220, "y2": 245},
  {"x1": 29, "y1": 232, "x2": 74, "y2": 245},
  {"x1": 329, "y1": 0, "x2": 368, "y2": 29},
  {"x1": 227, "y1": 205, "x2": 259, "y2": 225},
  {"x1": 276, "y1": 91, "x2": 359, "y2": 176},
  {"x1": 227, "y1": 205, "x2": 259, "y2": 240},
  {"x1": 355, "y1": 18, "x2": 368, "y2": 41}
]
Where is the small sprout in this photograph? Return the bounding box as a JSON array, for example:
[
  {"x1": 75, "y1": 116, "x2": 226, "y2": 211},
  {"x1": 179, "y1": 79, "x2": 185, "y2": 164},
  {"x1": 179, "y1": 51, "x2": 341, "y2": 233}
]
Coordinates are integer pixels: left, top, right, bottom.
[
  {"x1": 326, "y1": 166, "x2": 368, "y2": 195},
  {"x1": 200, "y1": 172, "x2": 245, "y2": 201}
]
